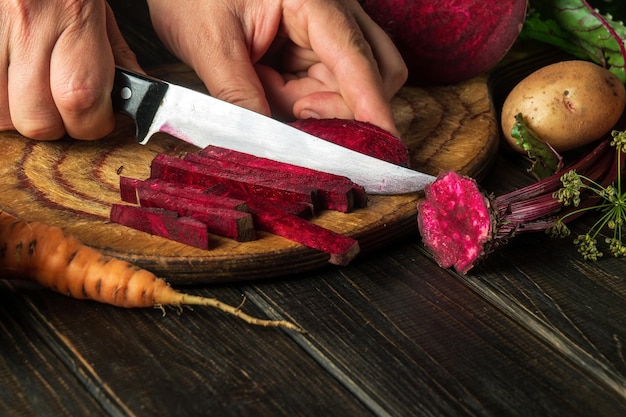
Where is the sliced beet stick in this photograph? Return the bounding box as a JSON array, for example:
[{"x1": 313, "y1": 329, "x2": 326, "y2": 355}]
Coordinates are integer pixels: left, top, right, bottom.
[
  {"x1": 150, "y1": 154, "x2": 321, "y2": 209},
  {"x1": 189, "y1": 149, "x2": 366, "y2": 212},
  {"x1": 110, "y1": 204, "x2": 210, "y2": 250},
  {"x1": 137, "y1": 187, "x2": 256, "y2": 242},
  {"x1": 245, "y1": 199, "x2": 360, "y2": 266},
  {"x1": 139, "y1": 178, "x2": 248, "y2": 212}
]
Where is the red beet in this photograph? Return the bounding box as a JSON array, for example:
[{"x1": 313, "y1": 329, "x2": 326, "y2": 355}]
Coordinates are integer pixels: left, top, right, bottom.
[
  {"x1": 137, "y1": 188, "x2": 256, "y2": 242},
  {"x1": 245, "y1": 199, "x2": 360, "y2": 266},
  {"x1": 150, "y1": 154, "x2": 321, "y2": 209},
  {"x1": 196, "y1": 145, "x2": 368, "y2": 209},
  {"x1": 203, "y1": 183, "x2": 315, "y2": 219},
  {"x1": 417, "y1": 138, "x2": 619, "y2": 274},
  {"x1": 417, "y1": 171, "x2": 492, "y2": 273},
  {"x1": 110, "y1": 205, "x2": 210, "y2": 249},
  {"x1": 361, "y1": 0, "x2": 527, "y2": 85},
  {"x1": 137, "y1": 178, "x2": 248, "y2": 212},
  {"x1": 119, "y1": 176, "x2": 141, "y2": 204},
  {"x1": 287, "y1": 118, "x2": 409, "y2": 167},
  {"x1": 186, "y1": 151, "x2": 359, "y2": 213}
]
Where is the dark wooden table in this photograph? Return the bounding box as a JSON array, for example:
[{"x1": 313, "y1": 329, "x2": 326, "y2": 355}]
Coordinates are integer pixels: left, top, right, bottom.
[{"x1": 2, "y1": 2, "x2": 626, "y2": 416}]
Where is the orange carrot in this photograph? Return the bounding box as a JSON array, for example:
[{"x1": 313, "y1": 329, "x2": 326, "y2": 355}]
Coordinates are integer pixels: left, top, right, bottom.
[{"x1": 0, "y1": 210, "x2": 301, "y2": 332}]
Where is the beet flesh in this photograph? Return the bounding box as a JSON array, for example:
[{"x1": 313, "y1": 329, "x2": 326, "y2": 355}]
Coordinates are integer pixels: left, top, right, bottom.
[
  {"x1": 195, "y1": 146, "x2": 367, "y2": 211},
  {"x1": 136, "y1": 188, "x2": 256, "y2": 242},
  {"x1": 151, "y1": 154, "x2": 321, "y2": 209},
  {"x1": 110, "y1": 205, "x2": 210, "y2": 249},
  {"x1": 417, "y1": 171, "x2": 492, "y2": 273},
  {"x1": 246, "y1": 199, "x2": 360, "y2": 266},
  {"x1": 185, "y1": 152, "x2": 357, "y2": 213},
  {"x1": 361, "y1": 0, "x2": 527, "y2": 84}
]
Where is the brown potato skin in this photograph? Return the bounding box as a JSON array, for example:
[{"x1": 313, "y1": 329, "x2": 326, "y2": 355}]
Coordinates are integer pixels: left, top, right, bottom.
[{"x1": 501, "y1": 60, "x2": 626, "y2": 152}]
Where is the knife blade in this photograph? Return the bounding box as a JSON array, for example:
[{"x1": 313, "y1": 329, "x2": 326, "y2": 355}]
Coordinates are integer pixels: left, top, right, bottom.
[{"x1": 111, "y1": 67, "x2": 436, "y2": 195}]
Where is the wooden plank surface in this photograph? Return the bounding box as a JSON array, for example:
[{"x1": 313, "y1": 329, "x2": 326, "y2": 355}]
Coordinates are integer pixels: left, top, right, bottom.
[
  {"x1": 3, "y1": 229, "x2": 625, "y2": 417},
  {"x1": 0, "y1": 283, "x2": 110, "y2": 417}
]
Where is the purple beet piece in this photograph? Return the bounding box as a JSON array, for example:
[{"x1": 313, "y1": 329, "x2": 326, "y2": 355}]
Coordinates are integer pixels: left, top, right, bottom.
[
  {"x1": 246, "y1": 199, "x2": 360, "y2": 266},
  {"x1": 287, "y1": 118, "x2": 410, "y2": 167},
  {"x1": 195, "y1": 146, "x2": 367, "y2": 210},
  {"x1": 150, "y1": 154, "x2": 320, "y2": 209},
  {"x1": 110, "y1": 204, "x2": 210, "y2": 249},
  {"x1": 417, "y1": 171, "x2": 491, "y2": 274}
]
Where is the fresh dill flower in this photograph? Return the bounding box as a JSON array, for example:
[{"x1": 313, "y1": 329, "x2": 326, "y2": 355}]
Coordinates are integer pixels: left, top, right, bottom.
[
  {"x1": 574, "y1": 234, "x2": 602, "y2": 261},
  {"x1": 546, "y1": 219, "x2": 571, "y2": 238},
  {"x1": 552, "y1": 130, "x2": 626, "y2": 260},
  {"x1": 610, "y1": 129, "x2": 626, "y2": 152},
  {"x1": 553, "y1": 171, "x2": 582, "y2": 207}
]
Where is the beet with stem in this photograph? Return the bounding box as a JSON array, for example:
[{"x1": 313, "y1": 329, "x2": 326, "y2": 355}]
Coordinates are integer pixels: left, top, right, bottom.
[{"x1": 417, "y1": 136, "x2": 620, "y2": 274}]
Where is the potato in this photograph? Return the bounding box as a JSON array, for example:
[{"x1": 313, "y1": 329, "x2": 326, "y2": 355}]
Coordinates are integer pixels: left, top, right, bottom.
[{"x1": 501, "y1": 60, "x2": 626, "y2": 152}]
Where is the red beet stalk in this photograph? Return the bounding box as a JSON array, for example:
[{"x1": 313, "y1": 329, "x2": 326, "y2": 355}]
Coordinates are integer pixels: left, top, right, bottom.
[{"x1": 417, "y1": 137, "x2": 619, "y2": 274}]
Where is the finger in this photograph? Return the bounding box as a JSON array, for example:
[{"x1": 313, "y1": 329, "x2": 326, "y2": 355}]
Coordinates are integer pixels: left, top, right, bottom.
[
  {"x1": 49, "y1": 4, "x2": 116, "y2": 140},
  {"x1": 288, "y1": 0, "x2": 397, "y2": 134},
  {"x1": 352, "y1": 6, "x2": 407, "y2": 99},
  {"x1": 0, "y1": 60, "x2": 13, "y2": 131},
  {"x1": 193, "y1": 30, "x2": 271, "y2": 117},
  {"x1": 293, "y1": 91, "x2": 354, "y2": 120},
  {"x1": 257, "y1": 62, "x2": 346, "y2": 121},
  {"x1": 8, "y1": 50, "x2": 65, "y2": 140}
]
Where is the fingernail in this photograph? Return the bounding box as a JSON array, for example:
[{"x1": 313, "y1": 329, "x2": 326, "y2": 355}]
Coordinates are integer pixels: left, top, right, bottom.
[{"x1": 299, "y1": 109, "x2": 321, "y2": 119}]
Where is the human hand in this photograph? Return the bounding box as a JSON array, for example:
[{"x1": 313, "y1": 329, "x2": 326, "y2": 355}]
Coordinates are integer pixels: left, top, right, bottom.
[
  {"x1": 0, "y1": 0, "x2": 142, "y2": 140},
  {"x1": 146, "y1": 0, "x2": 407, "y2": 136}
]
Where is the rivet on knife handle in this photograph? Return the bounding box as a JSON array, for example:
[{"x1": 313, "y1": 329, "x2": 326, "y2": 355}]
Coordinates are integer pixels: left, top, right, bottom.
[{"x1": 112, "y1": 67, "x2": 169, "y2": 144}]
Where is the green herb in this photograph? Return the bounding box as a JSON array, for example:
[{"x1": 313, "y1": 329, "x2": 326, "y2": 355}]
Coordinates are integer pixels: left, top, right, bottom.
[
  {"x1": 548, "y1": 130, "x2": 626, "y2": 260},
  {"x1": 511, "y1": 113, "x2": 564, "y2": 180}
]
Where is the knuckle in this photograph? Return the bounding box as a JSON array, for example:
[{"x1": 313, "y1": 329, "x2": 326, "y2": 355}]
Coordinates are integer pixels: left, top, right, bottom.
[
  {"x1": 17, "y1": 122, "x2": 65, "y2": 140},
  {"x1": 54, "y1": 80, "x2": 104, "y2": 115}
]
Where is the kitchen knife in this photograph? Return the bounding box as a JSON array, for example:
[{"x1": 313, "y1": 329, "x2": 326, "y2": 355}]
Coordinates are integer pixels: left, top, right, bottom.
[{"x1": 111, "y1": 67, "x2": 436, "y2": 195}]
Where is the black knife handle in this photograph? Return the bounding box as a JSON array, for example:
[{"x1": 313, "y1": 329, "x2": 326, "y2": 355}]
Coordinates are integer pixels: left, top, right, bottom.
[{"x1": 112, "y1": 67, "x2": 169, "y2": 144}]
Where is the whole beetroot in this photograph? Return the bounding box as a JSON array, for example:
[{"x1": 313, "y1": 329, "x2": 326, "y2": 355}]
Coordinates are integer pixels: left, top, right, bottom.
[{"x1": 361, "y1": 0, "x2": 527, "y2": 85}]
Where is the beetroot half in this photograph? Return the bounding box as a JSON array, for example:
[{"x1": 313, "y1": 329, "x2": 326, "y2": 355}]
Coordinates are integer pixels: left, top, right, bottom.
[
  {"x1": 417, "y1": 138, "x2": 619, "y2": 274},
  {"x1": 361, "y1": 0, "x2": 527, "y2": 84},
  {"x1": 417, "y1": 171, "x2": 492, "y2": 273}
]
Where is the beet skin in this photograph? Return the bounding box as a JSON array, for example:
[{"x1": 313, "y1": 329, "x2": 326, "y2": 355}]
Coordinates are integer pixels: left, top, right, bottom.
[
  {"x1": 361, "y1": 0, "x2": 527, "y2": 85},
  {"x1": 288, "y1": 118, "x2": 410, "y2": 167}
]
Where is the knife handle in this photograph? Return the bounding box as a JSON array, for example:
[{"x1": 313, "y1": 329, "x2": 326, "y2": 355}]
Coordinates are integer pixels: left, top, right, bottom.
[{"x1": 112, "y1": 67, "x2": 169, "y2": 144}]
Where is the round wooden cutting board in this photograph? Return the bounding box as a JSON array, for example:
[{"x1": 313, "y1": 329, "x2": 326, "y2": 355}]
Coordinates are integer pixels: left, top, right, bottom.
[{"x1": 0, "y1": 65, "x2": 499, "y2": 283}]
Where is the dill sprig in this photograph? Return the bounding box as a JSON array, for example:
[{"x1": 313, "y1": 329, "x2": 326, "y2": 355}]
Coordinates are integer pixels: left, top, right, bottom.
[{"x1": 548, "y1": 130, "x2": 626, "y2": 259}]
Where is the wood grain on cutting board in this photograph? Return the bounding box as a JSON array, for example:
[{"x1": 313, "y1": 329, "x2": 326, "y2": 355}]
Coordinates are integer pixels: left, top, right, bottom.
[{"x1": 0, "y1": 64, "x2": 498, "y2": 283}]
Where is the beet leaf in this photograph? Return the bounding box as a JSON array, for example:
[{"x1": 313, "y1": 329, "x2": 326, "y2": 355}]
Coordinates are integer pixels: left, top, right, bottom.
[{"x1": 522, "y1": 0, "x2": 626, "y2": 81}]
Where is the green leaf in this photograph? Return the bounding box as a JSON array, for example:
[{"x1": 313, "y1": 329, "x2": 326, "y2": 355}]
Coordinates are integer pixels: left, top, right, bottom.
[
  {"x1": 524, "y1": 0, "x2": 626, "y2": 82},
  {"x1": 511, "y1": 113, "x2": 564, "y2": 180}
]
